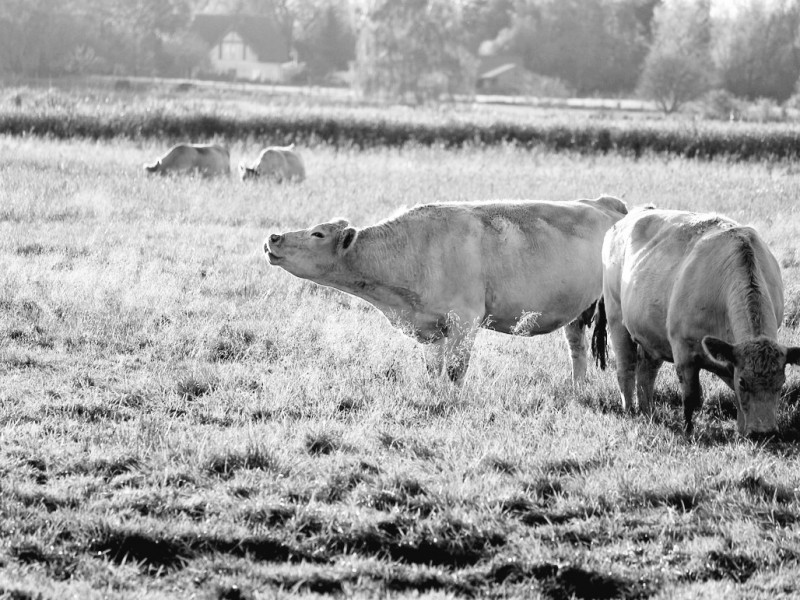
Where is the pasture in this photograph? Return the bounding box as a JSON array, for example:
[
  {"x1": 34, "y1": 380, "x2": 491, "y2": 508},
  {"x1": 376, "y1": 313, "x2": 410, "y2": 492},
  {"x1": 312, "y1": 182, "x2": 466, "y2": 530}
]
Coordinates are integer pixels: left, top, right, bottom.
[{"x1": 1, "y1": 134, "x2": 800, "y2": 599}]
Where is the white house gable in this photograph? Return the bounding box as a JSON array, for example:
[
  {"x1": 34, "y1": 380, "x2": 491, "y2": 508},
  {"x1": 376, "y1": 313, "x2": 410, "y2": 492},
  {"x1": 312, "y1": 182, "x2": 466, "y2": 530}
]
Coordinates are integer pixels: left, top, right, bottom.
[{"x1": 191, "y1": 14, "x2": 292, "y2": 83}]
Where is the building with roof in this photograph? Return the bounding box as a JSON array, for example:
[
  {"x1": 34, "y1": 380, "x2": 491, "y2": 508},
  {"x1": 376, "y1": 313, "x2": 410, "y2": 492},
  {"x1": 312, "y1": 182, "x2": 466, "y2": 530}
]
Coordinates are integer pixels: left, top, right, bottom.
[
  {"x1": 476, "y1": 54, "x2": 526, "y2": 94},
  {"x1": 190, "y1": 13, "x2": 291, "y2": 82}
]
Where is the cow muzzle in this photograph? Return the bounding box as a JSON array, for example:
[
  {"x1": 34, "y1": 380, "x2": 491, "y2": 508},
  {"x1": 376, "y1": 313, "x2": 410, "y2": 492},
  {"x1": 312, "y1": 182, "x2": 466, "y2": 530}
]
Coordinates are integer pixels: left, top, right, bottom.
[
  {"x1": 740, "y1": 400, "x2": 778, "y2": 438},
  {"x1": 264, "y1": 234, "x2": 284, "y2": 263}
]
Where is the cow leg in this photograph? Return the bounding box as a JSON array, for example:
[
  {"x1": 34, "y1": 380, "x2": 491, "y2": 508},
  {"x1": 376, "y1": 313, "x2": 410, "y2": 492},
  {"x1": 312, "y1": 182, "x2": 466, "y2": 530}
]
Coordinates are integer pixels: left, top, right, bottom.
[
  {"x1": 444, "y1": 334, "x2": 474, "y2": 384},
  {"x1": 676, "y1": 362, "x2": 702, "y2": 435},
  {"x1": 563, "y1": 318, "x2": 588, "y2": 383},
  {"x1": 425, "y1": 310, "x2": 481, "y2": 384},
  {"x1": 422, "y1": 331, "x2": 477, "y2": 385},
  {"x1": 635, "y1": 346, "x2": 661, "y2": 416},
  {"x1": 607, "y1": 320, "x2": 637, "y2": 412},
  {"x1": 423, "y1": 339, "x2": 447, "y2": 377}
]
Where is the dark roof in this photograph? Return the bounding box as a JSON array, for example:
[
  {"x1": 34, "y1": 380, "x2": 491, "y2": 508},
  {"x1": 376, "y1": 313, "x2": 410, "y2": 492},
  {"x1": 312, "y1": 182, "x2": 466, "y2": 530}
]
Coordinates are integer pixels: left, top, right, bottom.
[
  {"x1": 479, "y1": 63, "x2": 518, "y2": 81},
  {"x1": 190, "y1": 14, "x2": 290, "y2": 63},
  {"x1": 477, "y1": 54, "x2": 523, "y2": 78}
]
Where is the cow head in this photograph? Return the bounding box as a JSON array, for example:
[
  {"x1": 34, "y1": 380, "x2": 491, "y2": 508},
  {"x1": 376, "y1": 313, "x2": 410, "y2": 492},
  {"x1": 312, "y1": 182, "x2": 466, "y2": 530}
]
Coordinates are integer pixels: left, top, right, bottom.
[
  {"x1": 239, "y1": 162, "x2": 258, "y2": 181},
  {"x1": 264, "y1": 219, "x2": 358, "y2": 279},
  {"x1": 143, "y1": 161, "x2": 161, "y2": 174},
  {"x1": 702, "y1": 335, "x2": 800, "y2": 437}
]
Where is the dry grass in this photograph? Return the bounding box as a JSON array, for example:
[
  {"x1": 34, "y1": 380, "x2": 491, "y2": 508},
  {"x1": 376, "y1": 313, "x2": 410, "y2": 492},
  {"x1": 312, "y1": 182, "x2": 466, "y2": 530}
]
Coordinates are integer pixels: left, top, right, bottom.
[{"x1": 0, "y1": 134, "x2": 799, "y2": 598}]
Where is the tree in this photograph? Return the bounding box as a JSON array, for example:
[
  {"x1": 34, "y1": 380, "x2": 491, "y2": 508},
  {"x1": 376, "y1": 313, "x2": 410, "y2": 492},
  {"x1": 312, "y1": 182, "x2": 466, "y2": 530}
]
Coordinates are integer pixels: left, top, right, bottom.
[
  {"x1": 487, "y1": 0, "x2": 657, "y2": 96},
  {"x1": 0, "y1": 0, "x2": 84, "y2": 76},
  {"x1": 637, "y1": 0, "x2": 713, "y2": 112},
  {"x1": 293, "y1": 0, "x2": 355, "y2": 81},
  {"x1": 355, "y1": 0, "x2": 477, "y2": 103},
  {"x1": 460, "y1": 0, "x2": 515, "y2": 53},
  {"x1": 713, "y1": 0, "x2": 800, "y2": 101},
  {"x1": 639, "y1": 52, "x2": 710, "y2": 113}
]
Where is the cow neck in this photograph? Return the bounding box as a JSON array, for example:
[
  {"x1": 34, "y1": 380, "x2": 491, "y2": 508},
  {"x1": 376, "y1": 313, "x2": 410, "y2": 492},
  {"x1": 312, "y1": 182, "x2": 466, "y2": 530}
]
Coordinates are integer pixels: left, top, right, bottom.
[
  {"x1": 329, "y1": 224, "x2": 421, "y2": 314},
  {"x1": 722, "y1": 235, "x2": 778, "y2": 342}
]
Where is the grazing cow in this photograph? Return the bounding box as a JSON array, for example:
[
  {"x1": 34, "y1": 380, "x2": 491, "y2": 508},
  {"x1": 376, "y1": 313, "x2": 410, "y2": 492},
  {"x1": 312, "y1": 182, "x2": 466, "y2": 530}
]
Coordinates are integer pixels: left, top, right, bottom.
[
  {"x1": 240, "y1": 145, "x2": 305, "y2": 182},
  {"x1": 144, "y1": 144, "x2": 230, "y2": 177},
  {"x1": 264, "y1": 196, "x2": 628, "y2": 383},
  {"x1": 601, "y1": 207, "x2": 799, "y2": 437}
]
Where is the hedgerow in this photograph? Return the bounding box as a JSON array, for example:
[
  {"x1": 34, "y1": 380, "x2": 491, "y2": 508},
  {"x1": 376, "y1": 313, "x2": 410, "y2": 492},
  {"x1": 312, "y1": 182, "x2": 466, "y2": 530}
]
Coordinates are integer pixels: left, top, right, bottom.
[{"x1": 3, "y1": 89, "x2": 800, "y2": 160}]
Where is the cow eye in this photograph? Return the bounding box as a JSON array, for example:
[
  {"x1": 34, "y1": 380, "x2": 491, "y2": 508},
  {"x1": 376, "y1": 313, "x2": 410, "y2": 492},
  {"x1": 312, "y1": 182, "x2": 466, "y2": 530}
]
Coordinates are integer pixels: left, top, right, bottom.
[
  {"x1": 738, "y1": 378, "x2": 749, "y2": 392},
  {"x1": 311, "y1": 232, "x2": 324, "y2": 239}
]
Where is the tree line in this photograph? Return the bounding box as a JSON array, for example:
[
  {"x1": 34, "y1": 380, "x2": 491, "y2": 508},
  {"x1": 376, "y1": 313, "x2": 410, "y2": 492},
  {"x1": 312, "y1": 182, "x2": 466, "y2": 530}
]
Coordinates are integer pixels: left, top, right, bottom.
[{"x1": 2, "y1": 0, "x2": 800, "y2": 111}]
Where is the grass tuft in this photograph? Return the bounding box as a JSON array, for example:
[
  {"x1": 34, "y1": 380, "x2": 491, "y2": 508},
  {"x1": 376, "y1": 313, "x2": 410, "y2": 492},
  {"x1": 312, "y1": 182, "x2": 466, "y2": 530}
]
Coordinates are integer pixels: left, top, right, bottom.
[
  {"x1": 15, "y1": 243, "x2": 47, "y2": 256},
  {"x1": 638, "y1": 488, "x2": 706, "y2": 512},
  {"x1": 305, "y1": 430, "x2": 341, "y2": 456},
  {"x1": 176, "y1": 370, "x2": 218, "y2": 400},
  {"x1": 9, "y1": 543, "x2": 77, "y2": 581},
  {"x1": 315, "y1": 467, "x2": 372, "y2": 503},
  {"x1": 239, "y1": 502, "x2": 296, "y2": 526},
  {"x1": 208, "y1": 325, "x2": 257, "y2": 362},
  {"x1": 206, "y1": 445, "x2": 278, "y2": 479},
  {"x1": 738, "y1": 473, "x2": 795, "y2": 504},
  {"x1": 482, "y1": 454, "x2": 518, "y2": 475},
  {"x1": 686, "y1": 549, "x2": 759, "y2": 584},
  {"x1": 64, "y1": 455, "x2": 140, "y2": 479}
]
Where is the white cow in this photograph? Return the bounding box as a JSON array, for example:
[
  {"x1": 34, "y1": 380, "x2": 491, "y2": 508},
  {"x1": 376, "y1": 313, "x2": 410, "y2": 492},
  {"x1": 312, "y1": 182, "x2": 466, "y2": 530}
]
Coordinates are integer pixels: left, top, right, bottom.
[
  {"x1": 239, "y1": 145, "x2": 305, "y2": 182},
  {"x1": 143, "y1": 144, "x2": 230, "y2": 177},
  {"x1": 264, "y1": 196, "x2": 628, "y2": 383},
  {"x1": 601, "y1": 207, "x2": 799, "y2": 437}
]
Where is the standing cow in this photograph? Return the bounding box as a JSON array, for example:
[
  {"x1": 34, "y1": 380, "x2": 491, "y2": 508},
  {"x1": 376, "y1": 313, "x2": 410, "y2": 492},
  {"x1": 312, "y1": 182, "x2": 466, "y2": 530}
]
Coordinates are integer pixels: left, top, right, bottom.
[
  {"x1": 601, "y1": 207, "x2": 799, "y2": 437},
  {"x1": 239, "y1": 145, "x2": 305, "y2": 182},
  {"x1": 264, "y1": 196, "x2": 627, "y2": 383},
  {"x1": 143, "y1": 144, "x2": 230, "y2": 177}
]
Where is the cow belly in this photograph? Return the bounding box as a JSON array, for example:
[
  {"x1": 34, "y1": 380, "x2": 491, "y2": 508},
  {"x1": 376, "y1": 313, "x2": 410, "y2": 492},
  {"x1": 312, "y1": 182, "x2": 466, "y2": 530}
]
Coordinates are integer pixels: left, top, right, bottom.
[
  {"x1": 484, "y1": 312, "x2": 567, "y2": 335},
  {"x1": 484, "y1": 291, "x2": 592, "y2": 335}
]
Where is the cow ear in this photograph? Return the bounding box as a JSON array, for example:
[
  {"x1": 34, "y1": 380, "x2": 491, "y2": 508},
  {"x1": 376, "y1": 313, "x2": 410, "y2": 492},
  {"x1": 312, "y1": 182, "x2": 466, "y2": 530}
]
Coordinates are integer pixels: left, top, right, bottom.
[
  {"x1": 702, "y1": 336, "x2": 736, "y2": 369},
  {"x1": 786, "y1": 346, "x2": 800, "y2": 366},
  {"x1": 338, "y1": 227, "x2": 358, "y2": 255}
]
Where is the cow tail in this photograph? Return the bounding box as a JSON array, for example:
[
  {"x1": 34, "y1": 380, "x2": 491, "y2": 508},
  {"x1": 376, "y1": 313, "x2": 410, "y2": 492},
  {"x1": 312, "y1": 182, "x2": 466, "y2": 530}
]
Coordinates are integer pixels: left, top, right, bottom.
[{"x1": 590, "y1": 297, "x2": 608, "y2": 370}]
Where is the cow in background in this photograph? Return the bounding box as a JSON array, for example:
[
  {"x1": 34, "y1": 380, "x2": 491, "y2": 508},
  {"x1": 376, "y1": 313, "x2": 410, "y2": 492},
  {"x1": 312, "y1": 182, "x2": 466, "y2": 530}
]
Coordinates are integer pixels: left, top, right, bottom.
[
  {"x1": 144, "y1": 144, "x2": 230, "y2": 177},
  {"x1": 240, "y1": 145, "x2": 306, "y2": 182}
]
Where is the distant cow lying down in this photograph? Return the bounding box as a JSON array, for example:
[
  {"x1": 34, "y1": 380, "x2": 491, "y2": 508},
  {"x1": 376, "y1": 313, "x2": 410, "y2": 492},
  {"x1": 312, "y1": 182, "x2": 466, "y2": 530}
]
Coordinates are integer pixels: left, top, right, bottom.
[
  {"x1": 601, "y1": 207, "x2": 800, "y2": 437},
  {"x1": 144, "y1": 144, "x2": 230, "y2": 177},
  {"x1": 240, "y1": 145, "x2": 305, "y2": 182},
  {"x1": 265, "y1": 196, "x2": 628, "y2": 383}
]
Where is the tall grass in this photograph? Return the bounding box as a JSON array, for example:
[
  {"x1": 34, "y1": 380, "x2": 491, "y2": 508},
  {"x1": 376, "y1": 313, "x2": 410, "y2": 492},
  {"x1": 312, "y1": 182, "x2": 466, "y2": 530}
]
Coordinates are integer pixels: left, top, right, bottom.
[{"x1": 0, "y1": 135, "x2": 798, "y2": 598}]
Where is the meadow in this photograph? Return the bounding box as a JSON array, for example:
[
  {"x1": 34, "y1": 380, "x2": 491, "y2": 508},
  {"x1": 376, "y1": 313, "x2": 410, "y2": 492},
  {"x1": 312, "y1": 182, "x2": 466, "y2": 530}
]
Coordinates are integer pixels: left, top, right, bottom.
[{"x1": 1, "y1": 132, "x2": 800, "y2": 599}]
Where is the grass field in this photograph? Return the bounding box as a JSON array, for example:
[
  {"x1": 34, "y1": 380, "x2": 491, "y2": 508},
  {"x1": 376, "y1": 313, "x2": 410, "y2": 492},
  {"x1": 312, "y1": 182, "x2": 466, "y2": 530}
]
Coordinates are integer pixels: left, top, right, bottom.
[{"x1": 1, "y1": 134, "x2": 800, "y2": 599}]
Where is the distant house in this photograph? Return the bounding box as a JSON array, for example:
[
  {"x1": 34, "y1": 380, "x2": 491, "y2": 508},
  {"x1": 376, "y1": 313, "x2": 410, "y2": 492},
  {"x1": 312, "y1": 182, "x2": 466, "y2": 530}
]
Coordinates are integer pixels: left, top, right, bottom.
[
  {"x1": 476, "y1": 54, "x2": 526, "y2": 94},
  {"x1": 190, "y1": 14, "x2": 291, "y2": 82}
]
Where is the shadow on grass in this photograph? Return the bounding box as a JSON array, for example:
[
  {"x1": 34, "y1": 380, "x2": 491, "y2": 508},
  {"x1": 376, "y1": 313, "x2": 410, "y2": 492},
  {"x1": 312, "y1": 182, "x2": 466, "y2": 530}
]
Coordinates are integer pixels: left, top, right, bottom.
[
  {"x1": 497, "y1": 492, "x2": 605, "y2": 527},
  {"x1": 631, "y1": 488, "x2": 707, "y2": 513},
  {"x1": 89, "y1": 527, "x2": 323, "y2": 574},
  {"x1": 680, "y1": 549, "x2": 759, "y2": 584},
  {"x1": 356, "y1": 475, "x2": 441, "y2": 517},
  {"x1": 41, "y1": 402, "x2": 132, "y2": 423},
  {"x1": 10, "y1": 543, "x2": 78, "y2": 581},
  {"x1": 486, "y1": 560, "x2": 657, "y2": 599},
  {"x1": 326, "y1": 512, "x2": 506, "y2": 568},
  {"x1": 206, "y1": 446, "x2": 279, "y2": 479},
  {"x1": 541, "y1": 457, "x2": 606, "y2": 477},
  {"x1": 737, "y1": 473, "x2": 796, "y2": 504},
  {"x1": 61, "y1": 455, "x2": 140, "y2": 480}
]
